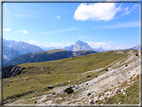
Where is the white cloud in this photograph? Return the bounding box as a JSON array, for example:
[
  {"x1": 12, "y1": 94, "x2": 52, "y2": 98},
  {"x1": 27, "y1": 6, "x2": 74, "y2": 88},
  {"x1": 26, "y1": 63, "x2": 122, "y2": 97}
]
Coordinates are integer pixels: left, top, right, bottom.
[
  {"x1": 3, "y1": 28, "x2": 11, "y2": 31},
  {"x1": 116, "y1": 46, "x2": 121, "y2": 49},
  {"x1": 125, "y1": 6, "x2": 129, "y2": 11},
  {"x1": 73, "y1": 3, "x2": 122, "y2": 21},
  {"x1": 87, "y1": 42, "x2": 111, "y2": 49},
  {"x1": 94, "y1": 21, "x2": 139, "y2": 29},
  {"x1": 56, "y1": 15, "x2": 61, "y2": 19},
  {"x1": 28, "y1": 40, "x2": 36, "y2": 44},
  {"x1": 132, "y1": 4, "x2": 139, "y2": 11},
  {"x1": 116, "y1": 45, "x2": 127, "y2": 49},
  {"x1": 108, "y1": 41, "x2": 113, "y2": 43},
  {"x1": 20, "y1": 30, "x2": 28, "y2": 34},
  {"x1": 41, "y1": 27, "x2": 79, "y2": 34},
  {"x1": 79, "y1": 36, "x2": 91, "y2": 39},
  {"x1": 115, "y1": 43, "x2": 137, "y2": 50},
  {"x1": 49, "y1": 42, "x2": 62, "y2": 48},
  {"x1": 121, "y1": 4, "x2": 139, "y2": 16},
  {"x1": 65, "y1": 42, "x2": 74, "y2": 46}
]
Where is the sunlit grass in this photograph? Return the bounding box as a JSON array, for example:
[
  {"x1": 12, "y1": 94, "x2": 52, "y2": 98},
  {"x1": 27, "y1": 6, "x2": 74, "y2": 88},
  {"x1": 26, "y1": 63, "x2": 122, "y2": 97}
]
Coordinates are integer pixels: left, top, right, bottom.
[{"x1": 3, "y1": 50, "x2": 129, "y2": 103}]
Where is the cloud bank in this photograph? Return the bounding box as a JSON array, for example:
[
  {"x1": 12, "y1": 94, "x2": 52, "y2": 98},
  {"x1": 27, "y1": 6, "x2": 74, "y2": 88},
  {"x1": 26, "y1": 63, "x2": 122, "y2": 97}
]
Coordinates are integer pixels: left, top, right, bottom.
[{"x1": 74, "y1": 3, "x2": 122, "y2": 21}]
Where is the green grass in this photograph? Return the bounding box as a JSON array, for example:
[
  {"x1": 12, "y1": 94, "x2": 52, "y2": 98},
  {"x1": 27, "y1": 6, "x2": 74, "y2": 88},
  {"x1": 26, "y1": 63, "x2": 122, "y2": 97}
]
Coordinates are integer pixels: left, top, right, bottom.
[{"x1": 2, "y1": 50, "x2": 129, "y2": 103}]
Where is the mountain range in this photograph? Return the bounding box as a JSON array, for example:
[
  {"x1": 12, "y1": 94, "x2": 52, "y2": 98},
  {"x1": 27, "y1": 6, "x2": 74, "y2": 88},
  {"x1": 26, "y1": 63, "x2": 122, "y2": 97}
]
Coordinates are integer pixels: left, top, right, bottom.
[
  {"x1": 2, "y1": 38, "x2": 44, "y2": 64},
  {"x1": 3, "y1": 39, "x2": 44, "y2": 55},
  {"x1": 3, "y1": 49, "x2": 97, "y2": 67},
  {"x1": 2, "y1": 38, "x2": 141, "y2": 67},
  {"x1": 40, "y1": 40, "x2": 105, "y2": 52}
]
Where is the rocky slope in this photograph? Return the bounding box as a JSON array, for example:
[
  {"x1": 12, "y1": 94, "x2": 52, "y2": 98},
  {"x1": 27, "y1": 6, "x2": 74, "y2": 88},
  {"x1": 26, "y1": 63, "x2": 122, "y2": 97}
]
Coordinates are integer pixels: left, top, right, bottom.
[
  {"x1": 32, "y1": 50, "x2": 140, "y2": 105},
  {"x1": 2, "y1": 66, "x2": 23, "y2": 79},
  {"x1": 2, "y1": 50, "x2": 140, "y2": 105}
]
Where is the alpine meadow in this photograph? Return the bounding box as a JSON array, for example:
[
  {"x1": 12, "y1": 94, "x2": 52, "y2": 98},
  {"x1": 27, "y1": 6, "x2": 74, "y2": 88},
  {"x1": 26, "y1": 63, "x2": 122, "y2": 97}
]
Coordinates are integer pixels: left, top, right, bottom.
[{"x1": 1, "y1": 1, "x2": 141, "y2": 106}]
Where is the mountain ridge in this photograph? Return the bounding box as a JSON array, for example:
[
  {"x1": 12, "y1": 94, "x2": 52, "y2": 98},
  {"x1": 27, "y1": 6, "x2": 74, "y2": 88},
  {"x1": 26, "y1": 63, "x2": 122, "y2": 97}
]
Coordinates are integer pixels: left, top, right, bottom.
[
  {"x1": 3, "y1": 49, "x2": 97, "y2": 67},
  {"x1": 2, "y1": 38, "x2": 45, "y2": 64}
]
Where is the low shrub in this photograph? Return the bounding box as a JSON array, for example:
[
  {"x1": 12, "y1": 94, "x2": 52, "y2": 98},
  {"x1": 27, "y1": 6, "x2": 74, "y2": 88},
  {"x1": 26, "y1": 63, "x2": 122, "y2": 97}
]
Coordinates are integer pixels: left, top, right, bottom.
[
  {"x1": 87, "y1": 75, "x2": 91, "y2": 77},
  {"x1": 135, "y1": 53, "x2": 138, "y2": 56},
  {"x1": 64, "y1": 87, "x2": 74, "y2": 94},
  {"x1": 52, "y1": 92, "x2": 56, "y2": 95},
  {"x1": 87, "y1": 93, "x2": 91, "y2": 96}
]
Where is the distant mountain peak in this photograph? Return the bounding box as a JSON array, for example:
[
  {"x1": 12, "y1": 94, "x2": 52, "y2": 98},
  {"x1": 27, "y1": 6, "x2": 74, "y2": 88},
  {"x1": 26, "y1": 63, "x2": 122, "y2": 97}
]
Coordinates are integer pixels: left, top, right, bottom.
[
  {"x1": 75, "y1": 40, "x2": 87, "y2": 45},
  {"x1": 65, "y1": 40, "x2": 93, "y2": 51}
]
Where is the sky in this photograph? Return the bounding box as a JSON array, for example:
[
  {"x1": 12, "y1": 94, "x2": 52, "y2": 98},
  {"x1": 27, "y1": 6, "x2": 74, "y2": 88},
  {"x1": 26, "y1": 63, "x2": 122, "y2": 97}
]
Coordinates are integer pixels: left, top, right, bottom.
[{"x1": 3, "y1": 1, "x2": 140, "y2": 50}]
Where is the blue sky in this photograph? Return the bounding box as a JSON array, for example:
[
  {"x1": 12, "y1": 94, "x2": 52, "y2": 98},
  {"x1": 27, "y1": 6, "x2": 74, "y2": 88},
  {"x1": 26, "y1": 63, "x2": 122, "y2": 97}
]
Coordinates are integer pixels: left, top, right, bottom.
[{"x1": 3, "y1": 2, "x2": 140, "y2": 50}]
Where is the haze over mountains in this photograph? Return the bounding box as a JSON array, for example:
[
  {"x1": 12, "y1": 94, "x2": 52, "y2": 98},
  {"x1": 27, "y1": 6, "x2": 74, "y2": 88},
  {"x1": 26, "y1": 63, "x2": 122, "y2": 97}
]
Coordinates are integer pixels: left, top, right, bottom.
[
  {"x1": 2, "y1": 39, "x2": 103, "y2": 64},
  {"x1": 2, "y1": 38, "x2": 140, "y2": 67},
  {"x1": 128, "y1": 44, "x2": 142, "y2": 51},
  {"x1": 40, "y1": 40, "x2": 105, "y2": 52},
  {"x1": 3, "y1": 38, "x2": 44, "y2": 64}
]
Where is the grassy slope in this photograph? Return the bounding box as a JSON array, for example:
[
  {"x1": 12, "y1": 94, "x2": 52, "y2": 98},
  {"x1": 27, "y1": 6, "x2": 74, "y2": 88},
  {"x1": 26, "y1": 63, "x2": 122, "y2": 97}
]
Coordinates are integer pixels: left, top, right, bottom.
[
  {"x1": 2, "y1": 50, "x2": 129, "y2": 102},
  {"x1": 4, "y1": 49, "x2": 72, "y2": 66}
]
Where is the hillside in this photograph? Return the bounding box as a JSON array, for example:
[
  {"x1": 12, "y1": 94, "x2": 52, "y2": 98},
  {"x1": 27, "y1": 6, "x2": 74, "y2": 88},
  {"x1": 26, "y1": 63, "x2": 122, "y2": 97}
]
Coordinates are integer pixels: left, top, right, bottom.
[
  {"x1": 3, "y1": 49, "x2": 97, "y2": 67},
  {"x1": 2, "y1": 49, "x2": 140, "y2": 105}
]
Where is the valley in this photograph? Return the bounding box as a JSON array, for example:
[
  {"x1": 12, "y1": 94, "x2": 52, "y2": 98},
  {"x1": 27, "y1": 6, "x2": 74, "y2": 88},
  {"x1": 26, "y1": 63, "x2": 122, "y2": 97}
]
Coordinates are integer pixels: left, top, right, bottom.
[{"x1": 2, "y1": 49, "x2": 140, "y2": 105}]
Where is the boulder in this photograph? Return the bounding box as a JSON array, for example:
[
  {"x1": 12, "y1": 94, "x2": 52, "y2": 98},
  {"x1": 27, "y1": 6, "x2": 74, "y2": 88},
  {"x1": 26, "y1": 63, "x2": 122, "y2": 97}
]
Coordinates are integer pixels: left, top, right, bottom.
[{"x1": 89, "y1": 99, "x2": 94, "y2": 104}]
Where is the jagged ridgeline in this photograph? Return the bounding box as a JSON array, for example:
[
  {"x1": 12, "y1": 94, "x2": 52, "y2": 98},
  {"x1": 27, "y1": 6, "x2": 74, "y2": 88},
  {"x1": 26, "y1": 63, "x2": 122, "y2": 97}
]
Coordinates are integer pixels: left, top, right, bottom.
[{"x1": 2, "y1": 49, "x2": 140, "y2": 105}]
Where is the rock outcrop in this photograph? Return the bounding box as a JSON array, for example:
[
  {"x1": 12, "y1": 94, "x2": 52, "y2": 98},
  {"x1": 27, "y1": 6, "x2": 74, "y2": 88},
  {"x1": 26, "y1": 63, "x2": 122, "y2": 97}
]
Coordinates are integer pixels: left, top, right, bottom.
[{"x1": 2, "y1": 66, "x2": 24, "y2": 78}]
